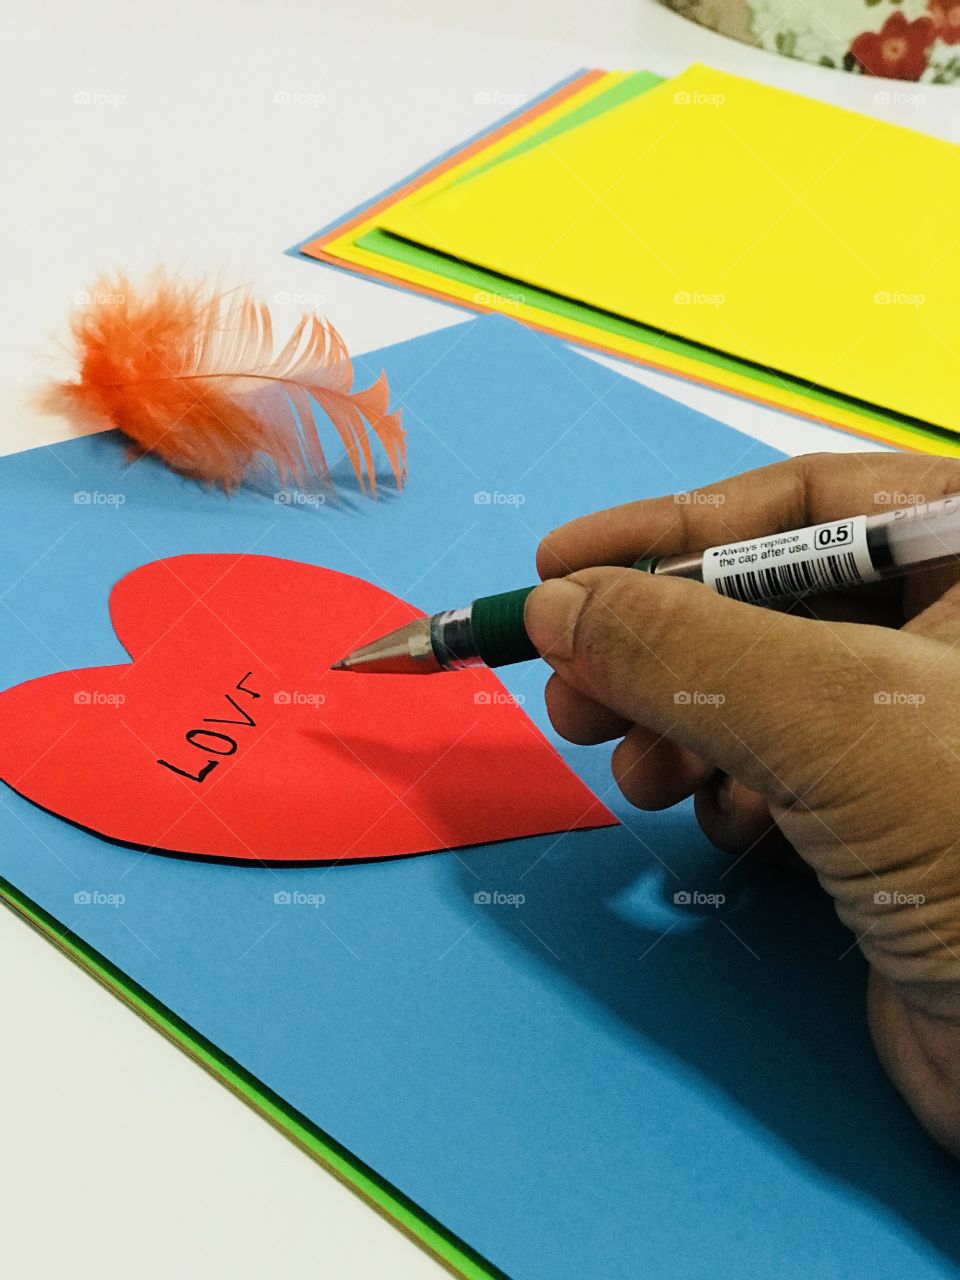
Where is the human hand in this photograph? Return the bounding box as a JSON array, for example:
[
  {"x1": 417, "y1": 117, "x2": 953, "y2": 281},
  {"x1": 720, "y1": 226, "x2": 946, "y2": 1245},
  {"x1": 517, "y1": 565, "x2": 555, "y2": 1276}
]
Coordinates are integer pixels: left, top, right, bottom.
[{"x1": 525, "y1": 452, "x2": 960, "y2": 1155}]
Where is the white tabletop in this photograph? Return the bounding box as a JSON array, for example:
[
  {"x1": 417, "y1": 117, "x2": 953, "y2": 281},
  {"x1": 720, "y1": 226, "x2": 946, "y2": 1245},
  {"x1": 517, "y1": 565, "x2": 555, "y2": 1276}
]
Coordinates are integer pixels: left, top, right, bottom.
[{"x1": 0, "y1": 2, "x2": 953, "y2": 1275}]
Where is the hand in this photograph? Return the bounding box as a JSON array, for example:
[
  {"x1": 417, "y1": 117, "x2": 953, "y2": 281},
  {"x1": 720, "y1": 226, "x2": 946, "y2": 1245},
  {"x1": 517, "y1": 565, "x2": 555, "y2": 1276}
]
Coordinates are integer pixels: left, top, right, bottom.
[{"x1": 525, "y1": 452, "x2": 960, "y2": 1156}]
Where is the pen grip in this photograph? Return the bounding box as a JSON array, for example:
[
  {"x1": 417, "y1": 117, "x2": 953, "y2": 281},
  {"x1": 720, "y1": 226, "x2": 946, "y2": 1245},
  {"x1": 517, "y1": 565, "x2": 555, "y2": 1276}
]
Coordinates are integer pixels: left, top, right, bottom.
[
  {"x1": 471, "y1": 588, "x2": 539, "y2": 667},
  {"x1": 473, "y1": 560, "x2": 655, "y2": 669}
]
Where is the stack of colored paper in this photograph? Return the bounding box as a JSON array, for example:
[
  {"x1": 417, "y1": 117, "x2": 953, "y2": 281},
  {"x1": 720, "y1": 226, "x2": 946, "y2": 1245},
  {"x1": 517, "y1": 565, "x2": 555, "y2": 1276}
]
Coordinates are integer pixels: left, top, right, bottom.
[{"x1": 298, "y1": 65, "x2": 960, "y2": 457}]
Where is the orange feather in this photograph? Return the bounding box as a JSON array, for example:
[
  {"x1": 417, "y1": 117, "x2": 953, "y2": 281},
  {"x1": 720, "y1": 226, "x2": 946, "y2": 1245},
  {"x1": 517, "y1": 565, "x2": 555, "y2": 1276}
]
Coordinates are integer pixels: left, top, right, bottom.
[{"x1": 41, "y1": 272, "x2": 405, "y2": 494}]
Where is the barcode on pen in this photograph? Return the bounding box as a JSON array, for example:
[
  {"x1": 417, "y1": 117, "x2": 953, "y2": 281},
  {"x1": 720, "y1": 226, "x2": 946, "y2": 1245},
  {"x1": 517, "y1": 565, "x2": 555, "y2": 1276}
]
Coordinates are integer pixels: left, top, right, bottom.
[{"x1": 715, "y1": 550, "x2": 863, "y2": 603}]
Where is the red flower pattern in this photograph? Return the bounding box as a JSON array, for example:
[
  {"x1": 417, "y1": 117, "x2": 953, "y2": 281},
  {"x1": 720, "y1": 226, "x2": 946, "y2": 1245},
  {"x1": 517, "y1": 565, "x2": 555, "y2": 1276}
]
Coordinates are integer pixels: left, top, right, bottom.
[
  {"x1": 850, "y1": 11, "x2": 936, "y2": 80},
  {"x1": 928, "y1": 0, "x2": 960, "y2": 45}
]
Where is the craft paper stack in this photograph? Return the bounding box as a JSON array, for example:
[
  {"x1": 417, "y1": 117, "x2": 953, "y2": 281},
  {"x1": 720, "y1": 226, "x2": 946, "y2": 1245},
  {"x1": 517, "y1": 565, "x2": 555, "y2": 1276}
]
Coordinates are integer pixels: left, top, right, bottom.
[{"x1": 298, "y1": 65, "x2": 960, "y2": 457}]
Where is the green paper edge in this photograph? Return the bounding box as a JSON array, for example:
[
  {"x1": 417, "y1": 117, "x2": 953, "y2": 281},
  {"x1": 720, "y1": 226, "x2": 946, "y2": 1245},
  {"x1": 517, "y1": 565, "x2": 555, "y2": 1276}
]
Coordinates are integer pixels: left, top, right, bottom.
[
  {"x1": 444, "y1": 70, "x2": 665, "y2": 192},
  {"x1": 353, "y1": 74, "x2": 953, "y2": 453},
  {"x1": 0, "y1": 876, "x2": 504, "y2": 1280}
]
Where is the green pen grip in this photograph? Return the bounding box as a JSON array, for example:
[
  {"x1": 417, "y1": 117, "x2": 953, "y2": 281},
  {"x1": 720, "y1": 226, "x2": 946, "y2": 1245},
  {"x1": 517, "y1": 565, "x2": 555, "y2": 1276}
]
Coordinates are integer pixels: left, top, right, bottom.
[
  {"x1": 471, "y1": 558, "x2": 656, "y2": 669},
  {"x1": 471, "y1": 587, "x2": 539, "y2": 667}
]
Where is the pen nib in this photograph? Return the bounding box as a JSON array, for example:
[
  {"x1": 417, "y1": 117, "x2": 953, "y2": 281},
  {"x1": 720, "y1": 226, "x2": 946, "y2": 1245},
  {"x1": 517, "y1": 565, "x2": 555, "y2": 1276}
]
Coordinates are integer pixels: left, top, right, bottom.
[{"x1": 326, "y1": 620, "x2": 442, "y2": 674}]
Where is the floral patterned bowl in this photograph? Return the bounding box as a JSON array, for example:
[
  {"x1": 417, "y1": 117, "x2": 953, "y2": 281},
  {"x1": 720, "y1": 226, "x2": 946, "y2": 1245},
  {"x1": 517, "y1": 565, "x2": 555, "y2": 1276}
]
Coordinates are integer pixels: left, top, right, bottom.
[{"x1": 663, "y1": 0, "x2": 960, "y2": 82}]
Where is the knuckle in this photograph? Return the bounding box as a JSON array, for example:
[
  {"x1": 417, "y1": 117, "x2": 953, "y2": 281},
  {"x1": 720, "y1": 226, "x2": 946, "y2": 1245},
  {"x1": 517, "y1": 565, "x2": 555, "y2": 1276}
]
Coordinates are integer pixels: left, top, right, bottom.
[
  {"x1": 798, "y1": 451, "x2": 834, "y2": 472},
  {"x1": 795, "y1": 451, "x2": 837, "y2": 509},
  {"x1": 574, "y1": 571, "x2": 652, "y2": 665},
  {"x1": 927, "y1": 458, "x2": 960, "y2": 499},
  {"x1": 635, "y1": 575, "x2": 694, "y2": 660},
  {"x1": 569, "y1": 570, "x2": 695, "y2": 695},
  {"x1": 535, "y1": 533, "x2": 559, "y2": 579},
  {"x1": 604, "y1": 573, "x2": 689, "y2": 668}
]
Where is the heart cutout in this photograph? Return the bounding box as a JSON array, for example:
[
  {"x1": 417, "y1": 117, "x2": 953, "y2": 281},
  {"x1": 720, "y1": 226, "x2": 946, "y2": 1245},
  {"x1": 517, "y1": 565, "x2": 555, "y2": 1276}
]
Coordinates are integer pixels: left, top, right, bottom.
[{"x1": 0, "y1": 555, "x2": 615, "y2": 862}]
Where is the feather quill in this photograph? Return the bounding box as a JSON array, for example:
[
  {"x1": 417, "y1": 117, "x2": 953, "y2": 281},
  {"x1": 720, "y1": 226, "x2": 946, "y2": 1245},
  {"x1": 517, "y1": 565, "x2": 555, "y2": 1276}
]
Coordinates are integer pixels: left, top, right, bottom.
[{"x1": 41, "y1": 272, "x2": 405, "y2": 494}]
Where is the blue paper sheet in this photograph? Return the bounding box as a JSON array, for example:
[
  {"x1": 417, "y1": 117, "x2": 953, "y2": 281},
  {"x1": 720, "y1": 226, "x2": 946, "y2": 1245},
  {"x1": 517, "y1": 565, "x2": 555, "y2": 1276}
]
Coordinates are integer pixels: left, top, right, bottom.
[{"x1": 0, "y1": 316, "x2": 957, "y2": 1279}]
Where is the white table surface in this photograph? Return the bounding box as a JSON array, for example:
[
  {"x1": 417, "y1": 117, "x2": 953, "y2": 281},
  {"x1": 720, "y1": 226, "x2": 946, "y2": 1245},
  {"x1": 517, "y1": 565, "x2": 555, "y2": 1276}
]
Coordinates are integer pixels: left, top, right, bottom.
[{"x1": 0, "y1": 2, "x2": 955, "y2": 1275}]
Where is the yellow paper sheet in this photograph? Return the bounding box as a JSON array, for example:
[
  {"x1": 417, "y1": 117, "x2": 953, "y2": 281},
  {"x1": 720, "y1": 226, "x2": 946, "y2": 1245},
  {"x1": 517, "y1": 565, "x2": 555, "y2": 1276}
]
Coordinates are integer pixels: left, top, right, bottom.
[
  {"x1": 381, "y1": 65, "x2": 960, "y2": 433},
  {"x1": 319, "y1": 107, "x2": 953, "y2": 452}
]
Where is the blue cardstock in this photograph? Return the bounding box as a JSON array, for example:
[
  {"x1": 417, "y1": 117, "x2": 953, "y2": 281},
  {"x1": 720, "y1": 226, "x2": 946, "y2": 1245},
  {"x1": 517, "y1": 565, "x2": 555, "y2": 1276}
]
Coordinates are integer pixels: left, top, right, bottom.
[{"x1": 0, "y1": 316, "x2": 957, "y2": 1278}]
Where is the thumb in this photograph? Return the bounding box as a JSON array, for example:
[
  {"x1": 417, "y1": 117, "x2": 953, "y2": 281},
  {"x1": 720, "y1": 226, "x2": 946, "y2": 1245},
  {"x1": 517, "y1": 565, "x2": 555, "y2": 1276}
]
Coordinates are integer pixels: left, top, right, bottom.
[{"x1": 524, "y1": 567, "x2": 867, "y2": 805}]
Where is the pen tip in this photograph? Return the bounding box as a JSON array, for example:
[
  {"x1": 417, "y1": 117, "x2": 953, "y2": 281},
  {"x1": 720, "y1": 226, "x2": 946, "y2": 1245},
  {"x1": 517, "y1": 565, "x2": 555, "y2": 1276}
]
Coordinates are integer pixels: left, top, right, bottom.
[{"x1": 329, "y1": 658, "x2": 348, "y2": 671}]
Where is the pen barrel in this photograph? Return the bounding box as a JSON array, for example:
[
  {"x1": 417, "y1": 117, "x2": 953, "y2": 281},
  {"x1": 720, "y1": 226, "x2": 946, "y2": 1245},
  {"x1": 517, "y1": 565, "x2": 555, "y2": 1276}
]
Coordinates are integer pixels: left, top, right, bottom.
[
  {"x1": 865, "y1": 494, "x2": 960, "y2": 576},
  {"x1": 632, "y1": 552, "x2": 704, "y2": 580},
  {"x1": 341, "y1": 496, "x2": 960, "y2": 675},
  {"x1": 471, "y1": 588, "x2": 539, "y2": 667}
]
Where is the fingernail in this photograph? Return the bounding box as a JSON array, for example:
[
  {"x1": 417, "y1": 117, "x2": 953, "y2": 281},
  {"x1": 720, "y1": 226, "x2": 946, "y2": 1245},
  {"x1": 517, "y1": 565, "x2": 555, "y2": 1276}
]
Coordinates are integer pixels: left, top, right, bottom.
[{"x1": 525, "y1": 579, "x2": 589, "y2": 662}]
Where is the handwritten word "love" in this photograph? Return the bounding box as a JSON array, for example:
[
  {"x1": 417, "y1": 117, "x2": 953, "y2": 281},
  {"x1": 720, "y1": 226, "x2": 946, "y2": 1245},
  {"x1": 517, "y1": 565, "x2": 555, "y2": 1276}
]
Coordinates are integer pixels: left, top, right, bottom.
[{"x1": 157, "y1": 672, "x2": 261, "y2": 783}]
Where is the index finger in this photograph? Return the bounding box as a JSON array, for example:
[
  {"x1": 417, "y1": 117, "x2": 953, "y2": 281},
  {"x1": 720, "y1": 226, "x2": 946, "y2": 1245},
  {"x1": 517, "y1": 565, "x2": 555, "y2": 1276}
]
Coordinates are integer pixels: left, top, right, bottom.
[{"x1": 537, "y1": 452, "x2": 960, "y2": 578}]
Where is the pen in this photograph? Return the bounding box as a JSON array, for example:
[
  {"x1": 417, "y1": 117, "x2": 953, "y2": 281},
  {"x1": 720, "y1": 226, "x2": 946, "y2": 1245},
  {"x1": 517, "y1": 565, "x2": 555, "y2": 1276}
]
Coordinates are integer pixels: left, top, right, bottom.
[{"x1": 330, "y1": 493, "x2": 960, "y2": 675}]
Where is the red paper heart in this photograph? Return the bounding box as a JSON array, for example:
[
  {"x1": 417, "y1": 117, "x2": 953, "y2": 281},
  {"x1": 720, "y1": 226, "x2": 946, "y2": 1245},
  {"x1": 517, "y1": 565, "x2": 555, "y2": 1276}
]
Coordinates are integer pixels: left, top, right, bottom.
[{"x1": 0, "y1": 555, "x2": 615, "y2": 862}]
